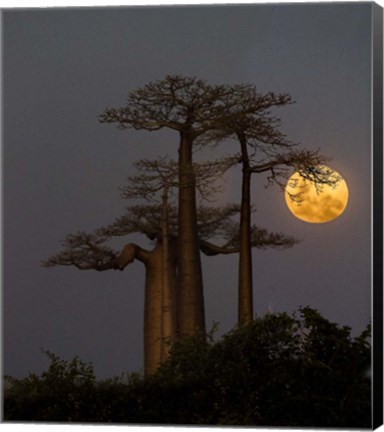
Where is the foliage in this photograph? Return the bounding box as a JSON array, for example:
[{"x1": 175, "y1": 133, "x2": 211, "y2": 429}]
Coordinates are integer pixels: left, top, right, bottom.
[
  {"x1": 151, "y1": 307, "x2": 371, "y2": 427},
  {"x1": 4, "y1": 350, "x2": 97, "y2": 422},
  {"x1": 3, "y1": 308, "x2": 371, "y2": 427}
]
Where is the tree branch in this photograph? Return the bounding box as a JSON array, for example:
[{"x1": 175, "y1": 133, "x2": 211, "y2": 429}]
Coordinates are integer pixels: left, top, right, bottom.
[{"x1": 199, "y1": 224, "x2": 299, "y2": 256}]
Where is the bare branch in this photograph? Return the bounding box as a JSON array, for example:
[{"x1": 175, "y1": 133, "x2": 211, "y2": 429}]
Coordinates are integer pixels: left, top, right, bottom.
[
  {"x1": 96, "y1": 204, "x2": 178, "y2": 240},
  {"x1": 199, "y1": 222, "x2": 299, "y2": 256},
  {"x1": 42, "y1": 231, "x2": 118, "y2": 271},
  {"x1": 223, "y1": 221, "x2": 299, "y2": 250},
  {"x1": 42, "y1": 229, "x2": 151, "y2": 272},
  {"x1": 99, "y1": 75, "x2": 241, "y2": 134},
  {"x1": 99, "y1": 75, "x2": 296, "y2": 145},
  {"x1": 199, "y1": 87, "x2": 295, "y2": 149},
  {"x1": 119, "y1": 155, "x2": 237, "y2": 204}
]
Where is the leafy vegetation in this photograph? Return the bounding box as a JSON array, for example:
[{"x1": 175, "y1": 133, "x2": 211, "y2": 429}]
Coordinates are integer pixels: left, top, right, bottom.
[{"x1": 4, "y1": 307, "x2": 371, "y2": 427}]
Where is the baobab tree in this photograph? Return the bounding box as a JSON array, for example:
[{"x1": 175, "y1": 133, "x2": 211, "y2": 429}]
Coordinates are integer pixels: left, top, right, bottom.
[
  {"x1": 206, "y1": 87, "x2": 340, "y2": 325},
  {"x1": 99, "y1": 75, "x2": 269, "y2": 336},
  {"x1": 42, "y1": 222, "x2": 175, "y2": 377},
  {"x1": 42, "y1": 207, "x2": 177, "y2": 377}
]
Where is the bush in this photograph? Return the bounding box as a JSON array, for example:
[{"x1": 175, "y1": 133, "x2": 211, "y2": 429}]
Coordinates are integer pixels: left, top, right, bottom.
[{"x1": 3, "y1": 308, "x2": 371, "y2": 427}]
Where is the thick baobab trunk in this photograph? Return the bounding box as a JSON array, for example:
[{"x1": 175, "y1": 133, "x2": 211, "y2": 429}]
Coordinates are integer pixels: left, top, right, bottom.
[
  {"x1": 116, "y1": 242, "x2": 177, "y2": 376},
  {"x1": 238, "y1": 132, "x2": 253, "y2": 325},
  {"x1": 177, "y1": 132, "x2": 205, "y2": 336}
]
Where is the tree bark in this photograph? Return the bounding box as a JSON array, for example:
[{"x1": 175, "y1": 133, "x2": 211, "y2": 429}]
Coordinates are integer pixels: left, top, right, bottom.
[
  {"x1": 160, "y1": 184, "x2": 177, "y2": 361},
  {"x1": 237, "y1": 132, "x2": 253, "y2": 325},
  {"x1": 177, "y1": 131, "x2": 205, "y2": 336},
  {"x1": 116, "y1": 242, "x2": 177, "y2": 376},
  {"x1": 142, "y1": 243, "x2": 163, "y2": 376}
]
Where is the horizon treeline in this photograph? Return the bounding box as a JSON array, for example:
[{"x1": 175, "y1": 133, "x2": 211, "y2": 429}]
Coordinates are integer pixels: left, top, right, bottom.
[{"x1": 4, "y1": 307, "x2": 371, "y2": 427}]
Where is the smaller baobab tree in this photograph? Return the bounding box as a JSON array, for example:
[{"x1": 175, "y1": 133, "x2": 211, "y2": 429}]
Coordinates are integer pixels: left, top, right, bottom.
[
  {"x1": 121, "y1": 158, "x2": 179, "y2": 362},
  {"x1": 207, "y1": 86, "x2": 341, "y2": 326},
  {"x1": 43, "y1": 206, "x2": 176, "y2": 377},
  {"x1": 118, "y1": 156, "x2": 233, "y2": 360}
]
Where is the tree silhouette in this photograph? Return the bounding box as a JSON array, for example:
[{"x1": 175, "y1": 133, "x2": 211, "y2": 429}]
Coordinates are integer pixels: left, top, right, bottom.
[
  {"x1": 99, "y1": 75, "x2": 278, "y2": 336},
  {"x1": 207, "y1": 87, "x2": 340, "y2": 325}
]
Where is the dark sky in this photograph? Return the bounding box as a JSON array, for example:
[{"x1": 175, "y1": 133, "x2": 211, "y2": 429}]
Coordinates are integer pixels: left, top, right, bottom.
[{"x1": 3, "y1": 3, "x2": 373, "y2": 379}]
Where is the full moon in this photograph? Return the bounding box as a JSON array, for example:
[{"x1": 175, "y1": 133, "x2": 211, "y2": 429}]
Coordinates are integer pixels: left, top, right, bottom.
[{"x1": 285, "y1": 166, "x2": 349, "y2": 223}]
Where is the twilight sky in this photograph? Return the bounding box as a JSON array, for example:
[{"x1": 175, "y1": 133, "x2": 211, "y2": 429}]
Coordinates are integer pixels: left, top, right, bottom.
[{"x1": 3, "y1": 3, "x2": 373, "y2": 379}]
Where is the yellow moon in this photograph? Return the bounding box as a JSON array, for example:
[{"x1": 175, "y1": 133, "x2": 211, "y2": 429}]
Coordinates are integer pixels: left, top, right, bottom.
[{"x1": 285, "y1": 167, "x2": 349, "y2": 223}]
